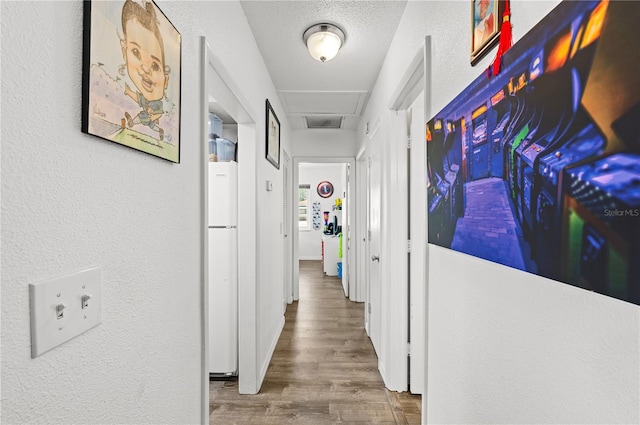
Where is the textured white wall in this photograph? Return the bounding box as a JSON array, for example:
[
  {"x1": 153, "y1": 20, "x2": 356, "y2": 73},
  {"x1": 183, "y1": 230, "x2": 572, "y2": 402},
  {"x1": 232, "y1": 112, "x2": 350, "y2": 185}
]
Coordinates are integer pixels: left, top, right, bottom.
[
  {"x1": 361, "y1": 1, "x2": 640, "y2": 423},
  {"x1": 291, "y1": 129, "x2": 357, "y2": 158},
  {"x1": 1, "y1": 0, "x2": 290, "y2": 422},
  {"x1": 298, "y1": 164, "x2": 345, "y2": 260},
  {"x1": 1, "y1": 1, "x2": 202, "y2": 423}
]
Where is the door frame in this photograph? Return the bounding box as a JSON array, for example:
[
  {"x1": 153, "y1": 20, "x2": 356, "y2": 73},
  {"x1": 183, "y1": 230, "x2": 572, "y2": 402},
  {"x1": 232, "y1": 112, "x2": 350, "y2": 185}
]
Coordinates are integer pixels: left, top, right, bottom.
[
  {"x1": 378, "y1": 37, "x2": 430, "y2": 393},
  {"x1": 292, "y1": 156, "x2": 356, "y2": 302},
  {"x1": 201, "y1": 38, "x2": 260, "y2": 419},
  {"x1": 356, "y1": 148, "x2": 368, "y2": 305},
  {"x1": 282, "y1": 151, "x2": 292, "y2": 309}
]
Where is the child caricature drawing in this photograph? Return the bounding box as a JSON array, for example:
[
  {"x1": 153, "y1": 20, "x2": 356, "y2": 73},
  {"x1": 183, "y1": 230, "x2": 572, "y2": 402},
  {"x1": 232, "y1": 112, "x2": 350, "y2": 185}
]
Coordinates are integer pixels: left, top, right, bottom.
[{"x1": 119, "y1": 0, "x2": 170, "y2": 142}]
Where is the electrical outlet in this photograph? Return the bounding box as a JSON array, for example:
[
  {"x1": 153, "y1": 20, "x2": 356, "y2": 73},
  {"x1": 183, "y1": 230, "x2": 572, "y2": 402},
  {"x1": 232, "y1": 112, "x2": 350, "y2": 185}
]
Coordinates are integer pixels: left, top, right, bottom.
[{"x1": 29, "y1": 267, "x2": 102, "y2": 358}]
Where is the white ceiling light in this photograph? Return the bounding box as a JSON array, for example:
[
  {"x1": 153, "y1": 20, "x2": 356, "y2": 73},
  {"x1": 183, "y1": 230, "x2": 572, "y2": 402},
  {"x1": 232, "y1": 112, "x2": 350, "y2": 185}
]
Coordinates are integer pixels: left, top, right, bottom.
[{"x1": 303, "y1": 23, "x2": 346, "y2": 63}]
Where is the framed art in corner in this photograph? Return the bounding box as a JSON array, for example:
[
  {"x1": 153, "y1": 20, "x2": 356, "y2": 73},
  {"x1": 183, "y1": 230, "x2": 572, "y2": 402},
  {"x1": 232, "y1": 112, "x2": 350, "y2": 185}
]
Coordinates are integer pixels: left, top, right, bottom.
[
  {"x1": 82, "y1": 0, "x2": 182, "y2": 163},
  {"x1": 265, "y1": 99, "x2": 281, "y2": 169},
  {"x1": 471, "y1": 0, "x2": 505, "y2": 65}
]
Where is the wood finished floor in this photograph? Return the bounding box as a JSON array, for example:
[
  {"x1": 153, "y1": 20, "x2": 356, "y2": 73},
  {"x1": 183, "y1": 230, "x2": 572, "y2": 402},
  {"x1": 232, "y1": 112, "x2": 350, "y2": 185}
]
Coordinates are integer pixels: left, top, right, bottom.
[{"x1": 210, "y1": 260, "x2": 421, "y2": 424}]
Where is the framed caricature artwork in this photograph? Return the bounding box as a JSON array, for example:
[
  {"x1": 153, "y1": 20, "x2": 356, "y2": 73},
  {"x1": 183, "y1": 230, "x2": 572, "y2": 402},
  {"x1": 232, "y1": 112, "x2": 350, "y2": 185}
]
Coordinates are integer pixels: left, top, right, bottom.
[{"x1": 82, "y1": 0, "x2": 182, "y2": 163}]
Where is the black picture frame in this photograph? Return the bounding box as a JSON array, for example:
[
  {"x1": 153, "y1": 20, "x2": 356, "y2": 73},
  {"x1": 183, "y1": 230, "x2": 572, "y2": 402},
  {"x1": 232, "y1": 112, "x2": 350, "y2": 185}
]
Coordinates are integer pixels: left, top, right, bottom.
[
  {"x1": 82, "y1": 0, "x2": 182, "y2": 163},
  {"x1": 265, "y1": 99, "x2": 281, "y2": 169}
]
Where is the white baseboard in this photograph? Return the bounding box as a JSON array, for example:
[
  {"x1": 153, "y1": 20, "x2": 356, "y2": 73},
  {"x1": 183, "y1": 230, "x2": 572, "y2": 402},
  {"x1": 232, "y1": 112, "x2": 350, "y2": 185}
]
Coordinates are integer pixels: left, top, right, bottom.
[
  {"x1": 299, "y1": 256, "x2": 322, "y2": 261},
  {"x1": 258, "y1": 315, "x2": 285, "y2": 388},
  {"x1": 378, "y1": 358, "x2": 388, "y2": 388}
]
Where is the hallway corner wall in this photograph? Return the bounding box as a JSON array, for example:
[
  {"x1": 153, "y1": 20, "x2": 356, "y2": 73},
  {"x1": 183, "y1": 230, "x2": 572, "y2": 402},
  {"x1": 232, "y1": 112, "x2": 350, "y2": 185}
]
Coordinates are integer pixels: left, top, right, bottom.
[
  {"x1": 359, "y1": 1, "x2": 639, "y2": 424},
  {"x1": 2, "y1": 0, "x2": 291, "y2": 422},
  {"x1": 291, "y1": 129, "x2": 357, "y2": 158},
  {"x1": 1, "y1": 1, "x2": 203, "y2": 423}
]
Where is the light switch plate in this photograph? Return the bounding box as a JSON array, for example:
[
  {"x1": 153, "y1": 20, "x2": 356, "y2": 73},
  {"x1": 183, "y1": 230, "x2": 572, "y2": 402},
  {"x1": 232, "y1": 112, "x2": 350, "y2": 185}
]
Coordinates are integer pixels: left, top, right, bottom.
[{"x1": 29, "y1": 267, "x2": 102, "y2": 358}]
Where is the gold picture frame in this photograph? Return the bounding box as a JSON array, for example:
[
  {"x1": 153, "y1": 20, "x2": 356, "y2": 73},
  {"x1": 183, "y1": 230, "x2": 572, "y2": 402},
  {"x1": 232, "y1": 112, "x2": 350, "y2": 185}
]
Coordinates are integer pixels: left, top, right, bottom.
[{"x1": 471, "y1": 0, "x2": 505, "y2": 65}]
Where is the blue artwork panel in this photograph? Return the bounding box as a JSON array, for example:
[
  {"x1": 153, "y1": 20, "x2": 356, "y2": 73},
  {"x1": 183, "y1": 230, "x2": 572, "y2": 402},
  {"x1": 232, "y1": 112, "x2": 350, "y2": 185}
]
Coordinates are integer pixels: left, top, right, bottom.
[{"x1": 427, "y1": 0, "x2": 640, "y2": 305}]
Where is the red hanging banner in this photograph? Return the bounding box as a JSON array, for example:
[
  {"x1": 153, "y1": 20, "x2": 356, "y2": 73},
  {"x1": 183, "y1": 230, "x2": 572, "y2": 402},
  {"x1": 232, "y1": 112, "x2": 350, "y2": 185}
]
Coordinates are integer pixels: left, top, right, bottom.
[{"x1": 491, "y1": 0, "x2": 512, "y2": 76}]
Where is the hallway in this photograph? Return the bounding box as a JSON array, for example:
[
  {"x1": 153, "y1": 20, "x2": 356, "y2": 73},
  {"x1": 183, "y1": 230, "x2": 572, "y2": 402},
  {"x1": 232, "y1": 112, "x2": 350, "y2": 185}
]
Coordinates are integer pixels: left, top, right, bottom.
[
  {"x1": 209, "y1": 260, "x2": 421, "y2": 424},
  {"x1": 450, "y1": 177, "x2": 535, "y2": 272}
]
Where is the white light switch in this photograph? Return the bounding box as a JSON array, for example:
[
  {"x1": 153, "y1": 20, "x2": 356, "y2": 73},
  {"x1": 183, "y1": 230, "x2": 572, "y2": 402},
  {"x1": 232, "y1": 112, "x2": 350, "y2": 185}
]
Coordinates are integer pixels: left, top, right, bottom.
[{"x1": 29, "y1": 267, "x2": 102, "y2": 358}]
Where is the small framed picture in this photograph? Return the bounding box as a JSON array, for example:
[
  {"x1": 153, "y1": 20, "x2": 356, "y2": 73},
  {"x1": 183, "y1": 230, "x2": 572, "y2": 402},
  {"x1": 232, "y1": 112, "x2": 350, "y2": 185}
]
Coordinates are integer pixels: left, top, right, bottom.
[
  {"x1": 471, "y1": 0, "x2": 505, "y2": 65},
  {"x1": 82, "y1": 0, "x2": 182, "y2": 163},
  {"x1": 265, "y1": 99, "x2": 281, "y2": 169}
]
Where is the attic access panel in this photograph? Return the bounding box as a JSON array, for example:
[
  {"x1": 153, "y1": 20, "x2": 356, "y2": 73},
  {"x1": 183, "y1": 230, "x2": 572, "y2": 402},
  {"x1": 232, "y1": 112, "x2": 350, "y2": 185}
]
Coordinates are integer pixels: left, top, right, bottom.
[{"x1": 305, "y1": 116, "x2": 343, "y2": 129}]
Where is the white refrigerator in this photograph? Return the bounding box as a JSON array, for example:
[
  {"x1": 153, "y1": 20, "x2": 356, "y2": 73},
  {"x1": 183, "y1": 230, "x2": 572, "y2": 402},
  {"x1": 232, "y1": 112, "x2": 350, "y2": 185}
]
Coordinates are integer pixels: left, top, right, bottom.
[{"x1": 208, "y1": 161, "x2": 238, "y2": 376}]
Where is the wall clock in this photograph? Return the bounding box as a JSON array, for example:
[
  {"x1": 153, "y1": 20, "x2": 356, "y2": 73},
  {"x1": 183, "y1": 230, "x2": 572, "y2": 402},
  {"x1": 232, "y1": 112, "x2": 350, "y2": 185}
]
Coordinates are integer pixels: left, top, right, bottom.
[{"x1": 317, "y1": 181, "x2": 334, "y2": 198}]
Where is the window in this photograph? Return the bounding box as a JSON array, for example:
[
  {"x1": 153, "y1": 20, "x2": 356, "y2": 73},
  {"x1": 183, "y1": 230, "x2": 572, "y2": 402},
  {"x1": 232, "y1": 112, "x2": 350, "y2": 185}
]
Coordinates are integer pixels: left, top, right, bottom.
[{"x1": 299, "y1": 184, "x2": 310, "y2": 231}]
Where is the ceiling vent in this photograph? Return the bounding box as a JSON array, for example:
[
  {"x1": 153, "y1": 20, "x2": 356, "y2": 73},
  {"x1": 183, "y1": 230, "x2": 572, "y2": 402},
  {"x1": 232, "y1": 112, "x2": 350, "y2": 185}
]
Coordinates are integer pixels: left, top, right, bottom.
[{"x1": 305, "y1": 116, "x2": 343, "y2": 129}]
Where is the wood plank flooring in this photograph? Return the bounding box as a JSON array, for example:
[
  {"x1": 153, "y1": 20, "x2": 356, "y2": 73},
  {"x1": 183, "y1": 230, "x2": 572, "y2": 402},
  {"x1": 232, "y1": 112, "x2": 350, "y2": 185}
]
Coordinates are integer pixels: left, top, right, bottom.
[{"x1": 210, "y1": 260, "x2": 421, "y2": 424}]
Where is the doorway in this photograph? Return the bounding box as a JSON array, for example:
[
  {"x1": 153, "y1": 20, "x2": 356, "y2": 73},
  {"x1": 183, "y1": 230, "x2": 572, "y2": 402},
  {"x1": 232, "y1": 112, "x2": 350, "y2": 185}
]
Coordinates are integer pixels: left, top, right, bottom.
[
  {"x1": 201, "y1": 38, "x2": 260, "y2": 416},
  {"x1": 292, "y1": 157, "x2": 357, "y2": 303}
]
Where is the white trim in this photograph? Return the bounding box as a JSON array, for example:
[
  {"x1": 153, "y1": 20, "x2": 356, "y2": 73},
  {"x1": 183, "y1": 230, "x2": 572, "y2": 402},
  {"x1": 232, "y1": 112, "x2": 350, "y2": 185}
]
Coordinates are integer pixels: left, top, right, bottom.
[
  {"x1": 378, "y1": 358, "x2": 388, "y2": 385},
  {"x1": 355, "y1": 151, "x2": 367, "y2": 304},
  {"x1": 409, "y1": 91, "x2": 426, "y2": 395},
  {"x1": 293, "y1": 156, "x2": 356, "y2": 302},
  {"x1": 259, "y1": 316, "x2": 285, "y2": 385},
  {"x1": 200, "y1": 39, "x2": 210, "y2": 425},
  {"x1": 388, "y1": 46, "x2": 426, "y2": 111},
  {"x1": 283, "y1": 151, "x2": 293, "y2": 310},
  {"x1": 379, "y1": 109, "x2": 409, "y2": 392},
  {"x1": 422, "y1": 35, "x2": 432, "y2": 422},
  {"x1": 201, "y1": 38, "x2": 259, "y2": 405},
  {"x1": 378, "y1": 38, "x2": 429, "y2": 394}
]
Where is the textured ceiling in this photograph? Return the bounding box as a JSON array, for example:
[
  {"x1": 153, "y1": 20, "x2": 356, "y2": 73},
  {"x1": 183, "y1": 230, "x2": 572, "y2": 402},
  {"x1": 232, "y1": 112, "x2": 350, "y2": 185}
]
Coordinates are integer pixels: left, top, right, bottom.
[{"x1": 241, "y1": 1, "x2": 408, "y2": 130}]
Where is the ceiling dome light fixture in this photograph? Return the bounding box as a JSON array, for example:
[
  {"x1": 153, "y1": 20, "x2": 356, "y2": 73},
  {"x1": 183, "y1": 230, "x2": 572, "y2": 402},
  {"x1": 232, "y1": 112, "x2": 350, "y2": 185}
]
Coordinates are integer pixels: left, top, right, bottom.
[{"x1": 303, "y1": 23, "x2": 346, "y2": 63}]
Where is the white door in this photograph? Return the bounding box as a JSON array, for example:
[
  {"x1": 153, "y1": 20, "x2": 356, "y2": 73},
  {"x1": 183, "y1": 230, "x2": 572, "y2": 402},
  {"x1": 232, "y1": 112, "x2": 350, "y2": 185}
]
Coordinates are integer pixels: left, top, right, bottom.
[
  {"x1": 368, "y1": 143, "x2": 382, "y2": 356},
  {"x1": 282, "y1": 152, "x2": 292, "y2": 311},
  {"x1": 341, "y1": 165, "x2": 350, "y2": 297},
  {"x1": 356, "y1": 155, "x2": 367, "y2": 304}
]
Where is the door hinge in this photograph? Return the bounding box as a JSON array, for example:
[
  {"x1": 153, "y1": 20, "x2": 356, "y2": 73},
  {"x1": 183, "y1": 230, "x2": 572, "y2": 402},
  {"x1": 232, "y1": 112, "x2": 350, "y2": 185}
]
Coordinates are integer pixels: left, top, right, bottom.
[
  {"x1": 368, "y1": 157, "x2": 372, "y2": 168},
  {"x1": 368, "y1": 230, "x2": 372, "y2": 241},
  {"x1": 407, "y1": 342, "x2": 411, "y2": 357},
  {"x1": 407, "y1": 135, "x2": 411, "y2": 149},
  {"x1": 407, "y1": 239, "x2": 412, "y2": 253},
  {"x1": 368, "y1": 303, "x2": 371, "y2": 314}
]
